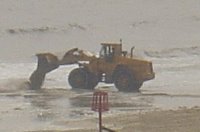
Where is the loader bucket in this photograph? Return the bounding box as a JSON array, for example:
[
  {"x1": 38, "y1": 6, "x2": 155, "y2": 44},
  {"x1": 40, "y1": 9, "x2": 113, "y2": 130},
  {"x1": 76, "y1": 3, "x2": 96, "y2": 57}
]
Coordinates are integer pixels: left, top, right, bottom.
[{"x1": 29, "y1": 53, "x2": 59, "y2": 89}]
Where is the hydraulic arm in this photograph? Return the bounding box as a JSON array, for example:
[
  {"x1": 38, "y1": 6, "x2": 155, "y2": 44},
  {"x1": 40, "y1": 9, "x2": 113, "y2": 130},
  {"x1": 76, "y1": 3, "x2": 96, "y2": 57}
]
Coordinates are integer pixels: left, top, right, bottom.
[{"x1": 29, "y1": 48, "x2": 95, "y2": 89}]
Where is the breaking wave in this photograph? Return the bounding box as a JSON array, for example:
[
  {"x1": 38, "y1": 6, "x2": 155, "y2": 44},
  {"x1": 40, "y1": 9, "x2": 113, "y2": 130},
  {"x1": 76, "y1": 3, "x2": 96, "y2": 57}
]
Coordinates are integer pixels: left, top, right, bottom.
[
  {"x1": 0, "y1": 61, "x2": 77, "y2": 92},
  {"x1": 144, "y1": 46, "x2": 200, "y2": 58},
  {"x1": 6, "y1": 23, "x2": 86, "y2": 34}
]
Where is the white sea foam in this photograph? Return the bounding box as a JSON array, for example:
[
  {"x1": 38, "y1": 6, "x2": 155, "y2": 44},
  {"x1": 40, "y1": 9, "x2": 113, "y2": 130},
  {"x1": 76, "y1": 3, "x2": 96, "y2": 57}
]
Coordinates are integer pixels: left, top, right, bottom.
[
  {"x1": 0, "y1": 51, "x2": 200, "y2": 95},
  {"x1": 0, "y1": 62, "x2": 78, "y2": 90}
]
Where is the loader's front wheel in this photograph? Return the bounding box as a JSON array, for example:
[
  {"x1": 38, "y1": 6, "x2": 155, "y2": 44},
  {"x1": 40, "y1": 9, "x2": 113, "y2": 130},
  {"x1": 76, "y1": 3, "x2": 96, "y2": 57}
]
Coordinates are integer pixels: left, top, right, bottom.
[
  {"x1": 114, "y1": 68, "x2": 142, "y2": 92},
  {"x1": 68, "y1": 68, "x2": 98, "y2": 89},
  {"x1": 87, "y1": 72, "x2": 99, "y2": 89}
]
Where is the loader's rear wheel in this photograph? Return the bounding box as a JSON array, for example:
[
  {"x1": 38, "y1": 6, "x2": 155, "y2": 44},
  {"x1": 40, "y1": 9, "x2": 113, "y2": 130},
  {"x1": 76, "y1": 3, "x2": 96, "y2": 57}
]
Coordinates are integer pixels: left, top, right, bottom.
[
  {"x1": 68, "y1": 68, "x2": 98, "y2": 89},
  {"x1": 114, "y1": 68, "x2": 142, "y2": 92}
]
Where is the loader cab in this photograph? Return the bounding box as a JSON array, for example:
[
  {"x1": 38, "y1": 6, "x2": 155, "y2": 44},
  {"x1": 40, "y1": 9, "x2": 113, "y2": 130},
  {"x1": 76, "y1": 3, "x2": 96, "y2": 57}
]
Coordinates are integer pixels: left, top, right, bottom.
[{"x1": 100, "y1": 43, "x2": 122, "y2": 62}]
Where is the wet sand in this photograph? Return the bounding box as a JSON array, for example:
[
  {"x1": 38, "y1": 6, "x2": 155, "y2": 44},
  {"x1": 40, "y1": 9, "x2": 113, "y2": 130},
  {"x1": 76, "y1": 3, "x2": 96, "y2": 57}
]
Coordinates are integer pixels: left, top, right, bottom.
[
  {"x1": 28, "y1": 107, "x2": 200, "y2": 132},
  {"x1": 1, "y1": 87, "x2": 200, "y2": 132}
]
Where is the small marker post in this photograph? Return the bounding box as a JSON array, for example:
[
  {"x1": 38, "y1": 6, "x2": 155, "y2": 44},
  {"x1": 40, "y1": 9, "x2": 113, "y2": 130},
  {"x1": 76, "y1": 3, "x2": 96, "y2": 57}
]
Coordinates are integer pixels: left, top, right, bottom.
[{"x1": 91, "y1": 91, "x2": 109, "y2": 132}]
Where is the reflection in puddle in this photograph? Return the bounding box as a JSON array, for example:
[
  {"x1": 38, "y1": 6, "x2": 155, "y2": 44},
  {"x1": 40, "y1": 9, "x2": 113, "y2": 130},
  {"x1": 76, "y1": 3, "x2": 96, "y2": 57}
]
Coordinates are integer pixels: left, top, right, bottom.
[
  {"x1": 36, "y1": 110, "x2": 55, "y2": 121},
  {"x1": 1, "y1": 88, "x2": 200, "y2": 132}
]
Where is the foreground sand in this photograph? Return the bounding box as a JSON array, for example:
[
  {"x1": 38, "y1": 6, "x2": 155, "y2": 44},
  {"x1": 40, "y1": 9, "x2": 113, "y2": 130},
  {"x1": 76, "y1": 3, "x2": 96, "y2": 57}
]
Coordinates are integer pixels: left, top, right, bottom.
[{"x1": 29, "y1": 107, "x2": 200, "y2": 132}]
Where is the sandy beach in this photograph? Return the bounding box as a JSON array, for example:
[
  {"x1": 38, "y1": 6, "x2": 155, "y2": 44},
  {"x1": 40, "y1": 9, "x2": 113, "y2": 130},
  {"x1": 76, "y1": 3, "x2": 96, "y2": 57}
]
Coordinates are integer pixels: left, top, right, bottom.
[{"x1": 27, "y1": 107, "x2": 200, "y2": 132}]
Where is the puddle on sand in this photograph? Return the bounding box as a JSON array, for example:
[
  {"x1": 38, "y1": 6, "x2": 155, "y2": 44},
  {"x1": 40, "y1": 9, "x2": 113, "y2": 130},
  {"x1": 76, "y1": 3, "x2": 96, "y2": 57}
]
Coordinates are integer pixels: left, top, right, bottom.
[
  {"x1": 150, "y1": 95, "x2": 200, "y2": 110},
  {"x1": 0, "y1": 87, "x2": 200, "y2": 131}
]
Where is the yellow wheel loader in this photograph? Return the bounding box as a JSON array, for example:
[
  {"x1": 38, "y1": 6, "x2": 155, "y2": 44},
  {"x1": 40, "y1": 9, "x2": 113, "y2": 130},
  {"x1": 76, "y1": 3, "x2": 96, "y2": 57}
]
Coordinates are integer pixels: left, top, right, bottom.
[{"x1": 29, "y1": 41, "x2": 155, "y2": 92}]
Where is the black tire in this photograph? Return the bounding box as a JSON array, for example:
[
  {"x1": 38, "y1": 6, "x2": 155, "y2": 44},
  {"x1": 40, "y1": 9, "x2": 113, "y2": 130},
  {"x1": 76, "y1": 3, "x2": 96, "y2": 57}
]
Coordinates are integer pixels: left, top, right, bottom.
[
  {"x1": 88, "y1": 72, "x2": 99, "y2": 89},
  {"x1": 113, "y1": 68, "x2": 142, "y2": 92},
  {"x1": 68, "y1": 68, "x2": 87, "y2": 89},
  {"x1": 68, "y1": 68, "x2": 98, "y2": 89}
]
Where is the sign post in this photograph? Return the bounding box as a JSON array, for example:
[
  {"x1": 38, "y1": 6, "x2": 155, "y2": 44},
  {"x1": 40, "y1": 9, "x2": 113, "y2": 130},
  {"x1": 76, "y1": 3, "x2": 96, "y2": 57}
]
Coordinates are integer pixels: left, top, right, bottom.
[{"x1": 91, "y1": 91, "x2": 109, "y2": 132}]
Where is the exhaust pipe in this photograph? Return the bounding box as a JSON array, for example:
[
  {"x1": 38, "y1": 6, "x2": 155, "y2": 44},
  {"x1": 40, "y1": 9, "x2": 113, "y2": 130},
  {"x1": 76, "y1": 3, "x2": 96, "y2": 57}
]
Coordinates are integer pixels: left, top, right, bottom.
[{"x1": 131, "y1": 46, "x2": 135, "y2": 58}]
